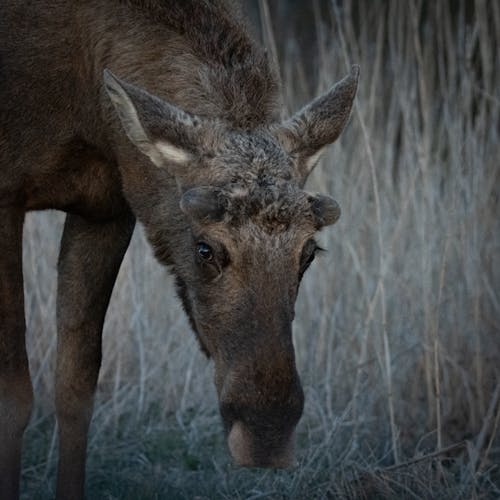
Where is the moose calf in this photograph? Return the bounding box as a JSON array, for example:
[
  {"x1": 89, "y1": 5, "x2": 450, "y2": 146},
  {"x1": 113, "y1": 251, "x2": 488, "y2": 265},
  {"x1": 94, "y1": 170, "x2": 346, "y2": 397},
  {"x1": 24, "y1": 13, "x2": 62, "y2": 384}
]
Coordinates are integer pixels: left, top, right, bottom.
[{"x1": 0, "y1": 1, "x2": 358, "y2": 498}]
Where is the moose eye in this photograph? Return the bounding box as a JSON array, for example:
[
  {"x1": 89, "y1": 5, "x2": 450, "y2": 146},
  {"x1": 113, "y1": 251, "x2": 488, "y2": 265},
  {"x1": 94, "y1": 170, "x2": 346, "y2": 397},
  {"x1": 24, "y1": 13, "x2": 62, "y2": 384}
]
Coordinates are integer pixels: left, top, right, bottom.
[
  {"x1": 299, "y1": 239, "x2": 321, "y2": 279},
  {"x1": 196, "y1": 242, "x2": 213, "y2": 261},
  {"x1": 304, "y1": 250, "x2": 316, "y2": 267}
]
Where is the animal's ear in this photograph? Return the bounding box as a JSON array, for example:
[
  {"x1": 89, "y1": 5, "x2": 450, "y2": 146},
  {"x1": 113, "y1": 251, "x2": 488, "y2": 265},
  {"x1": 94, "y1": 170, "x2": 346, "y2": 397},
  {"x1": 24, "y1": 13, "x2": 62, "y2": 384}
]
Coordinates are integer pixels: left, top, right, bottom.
[
  {"x1": 274, "y1": 65, "x2": 359, "y2": 183},
  {"x1": 103, "y1": 69, "x2": 202, "y2": 171},
  {"x1": 180, "y1": 186, "x2": 228, "y2": 222},
  {"x1": 309, "y1": 193, "x2": 341, "y2": 228}
]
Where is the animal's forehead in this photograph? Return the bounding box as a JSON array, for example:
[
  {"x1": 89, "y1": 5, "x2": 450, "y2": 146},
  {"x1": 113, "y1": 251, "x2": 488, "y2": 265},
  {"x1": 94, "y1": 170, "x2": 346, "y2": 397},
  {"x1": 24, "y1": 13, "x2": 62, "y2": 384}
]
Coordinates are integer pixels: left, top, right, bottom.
[
  {"x1": 213, "y1": 130, "x2": 295, "y2": 184},
  {"x1": 209, "y1": 215, "x2": 314, "y2": 256},
  {"x1": 224, "y1": 181, "x2": 316, "y2": 231},
  {"x1": 231, "y1": 219, "x2": 309, "y2": 254},
  {"x1": 199, "y1": 130, "x2": 314, "y2": 230}
]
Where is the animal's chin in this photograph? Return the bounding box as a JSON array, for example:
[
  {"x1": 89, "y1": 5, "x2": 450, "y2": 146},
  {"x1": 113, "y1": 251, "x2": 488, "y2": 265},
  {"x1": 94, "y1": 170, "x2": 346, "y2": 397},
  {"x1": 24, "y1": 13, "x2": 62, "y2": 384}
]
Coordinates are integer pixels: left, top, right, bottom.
[{"x1": 227, "y1": 421, "x2": 296, "y2": 468}]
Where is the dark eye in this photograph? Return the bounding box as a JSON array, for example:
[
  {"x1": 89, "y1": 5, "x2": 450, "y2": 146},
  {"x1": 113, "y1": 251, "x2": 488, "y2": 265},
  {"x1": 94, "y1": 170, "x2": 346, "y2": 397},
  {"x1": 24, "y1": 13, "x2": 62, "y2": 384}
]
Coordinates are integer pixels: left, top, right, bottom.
[
  {"x1": 304, "y1": 251, "x2": 316, "y2": 267},
  {"x1": 299, "y1": 239, "x2": 321, "y2": 279},
  {"x1": 302, "y1": 247, "x2": 316, "y2": 269},
  {"x1": 196, "y1": 242, "x2": 213, "y2": 261}
]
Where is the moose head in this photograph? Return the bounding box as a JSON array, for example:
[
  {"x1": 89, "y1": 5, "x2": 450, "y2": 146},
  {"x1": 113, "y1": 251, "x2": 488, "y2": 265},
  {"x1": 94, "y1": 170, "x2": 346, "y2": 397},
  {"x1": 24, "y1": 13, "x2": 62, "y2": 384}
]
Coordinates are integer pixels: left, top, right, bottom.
[{"x1": 104, "y1": 65, "x2": 358, "y2": 467}]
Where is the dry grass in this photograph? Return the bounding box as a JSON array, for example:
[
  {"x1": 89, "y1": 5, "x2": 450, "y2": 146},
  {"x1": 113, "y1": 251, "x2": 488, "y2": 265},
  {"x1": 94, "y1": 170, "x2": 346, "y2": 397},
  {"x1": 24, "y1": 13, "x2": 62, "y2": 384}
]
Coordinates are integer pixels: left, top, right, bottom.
[{"x1": 19, "y1": 1, "x2": 499, "y2": 498}]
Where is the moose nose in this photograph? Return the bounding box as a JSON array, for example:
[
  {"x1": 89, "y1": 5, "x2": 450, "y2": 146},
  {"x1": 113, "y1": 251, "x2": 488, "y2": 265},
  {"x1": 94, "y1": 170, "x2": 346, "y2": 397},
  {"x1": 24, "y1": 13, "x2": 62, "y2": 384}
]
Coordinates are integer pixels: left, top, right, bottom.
[
  {"x1": 220, "y1": 374, "x2": 304, "y2": 468},
  {"x1": 228, "y1": 421, "x2": 296, "y2": 468}
]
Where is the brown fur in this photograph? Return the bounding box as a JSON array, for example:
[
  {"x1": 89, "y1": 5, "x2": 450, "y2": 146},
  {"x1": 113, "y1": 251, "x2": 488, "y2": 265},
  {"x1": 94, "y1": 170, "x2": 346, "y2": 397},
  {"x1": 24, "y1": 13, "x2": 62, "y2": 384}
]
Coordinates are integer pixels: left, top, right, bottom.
[{"x1": 0, "y1": 1, "x2": 358, "y2": 498}]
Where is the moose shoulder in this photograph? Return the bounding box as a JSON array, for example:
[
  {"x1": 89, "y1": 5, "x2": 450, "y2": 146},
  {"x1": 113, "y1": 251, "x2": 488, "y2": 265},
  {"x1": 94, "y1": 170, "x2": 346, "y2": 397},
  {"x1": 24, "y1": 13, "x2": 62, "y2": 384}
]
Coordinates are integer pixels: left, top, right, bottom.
[{"x1": 0, "y1": 1, "x2": 358, "y2": 498}]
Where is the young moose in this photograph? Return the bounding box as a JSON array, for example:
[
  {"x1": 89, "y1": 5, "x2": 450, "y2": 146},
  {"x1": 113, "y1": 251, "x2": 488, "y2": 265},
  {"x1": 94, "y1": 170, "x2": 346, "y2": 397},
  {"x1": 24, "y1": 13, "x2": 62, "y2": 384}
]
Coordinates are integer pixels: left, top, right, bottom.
[{"x1": 0, "y1": 1, "x2": 358, "y2": 498}]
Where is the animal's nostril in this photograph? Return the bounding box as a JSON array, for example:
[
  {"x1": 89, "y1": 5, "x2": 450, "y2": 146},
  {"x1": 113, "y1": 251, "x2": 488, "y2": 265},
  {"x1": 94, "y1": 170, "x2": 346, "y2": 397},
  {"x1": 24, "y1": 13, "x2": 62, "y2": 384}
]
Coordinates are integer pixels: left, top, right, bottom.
[{"x1": 219, "y1": 400, "x2": 241, "y2": 432}]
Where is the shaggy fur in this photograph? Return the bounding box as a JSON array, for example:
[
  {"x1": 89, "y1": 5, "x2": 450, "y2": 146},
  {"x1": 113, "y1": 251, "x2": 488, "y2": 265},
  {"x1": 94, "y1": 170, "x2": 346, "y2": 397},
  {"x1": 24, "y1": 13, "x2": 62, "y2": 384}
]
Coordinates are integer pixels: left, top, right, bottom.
[{"x1": 0, "y1": 1, "x2": 358, "y2": 498}]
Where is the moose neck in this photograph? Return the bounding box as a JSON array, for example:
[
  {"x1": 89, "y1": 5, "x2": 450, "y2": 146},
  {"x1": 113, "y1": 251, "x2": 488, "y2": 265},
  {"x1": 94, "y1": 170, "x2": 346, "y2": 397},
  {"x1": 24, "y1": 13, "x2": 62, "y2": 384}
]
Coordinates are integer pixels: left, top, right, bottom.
[{"x1": 80, "y1": 1, "x2": 282, "y2": 130}]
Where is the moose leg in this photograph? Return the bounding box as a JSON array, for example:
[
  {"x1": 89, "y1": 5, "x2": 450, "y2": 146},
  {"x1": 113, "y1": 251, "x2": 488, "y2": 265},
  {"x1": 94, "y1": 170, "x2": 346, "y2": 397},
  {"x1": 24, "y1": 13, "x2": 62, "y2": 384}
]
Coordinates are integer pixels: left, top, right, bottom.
[
  {"x1": 0, "y1": 208, "x2": 33, "y2": 500},
  {"x1": 55, "y1": 212, "x2": 134, "y2": 500}
]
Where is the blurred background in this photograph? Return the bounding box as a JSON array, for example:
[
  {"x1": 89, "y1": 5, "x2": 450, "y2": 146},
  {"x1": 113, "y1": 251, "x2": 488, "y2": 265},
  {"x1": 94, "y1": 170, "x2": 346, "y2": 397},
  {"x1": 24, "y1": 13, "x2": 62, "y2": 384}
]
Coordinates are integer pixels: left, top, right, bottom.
[{"x1": 21, "y1": 1, "x2": 499, "y2": 498}]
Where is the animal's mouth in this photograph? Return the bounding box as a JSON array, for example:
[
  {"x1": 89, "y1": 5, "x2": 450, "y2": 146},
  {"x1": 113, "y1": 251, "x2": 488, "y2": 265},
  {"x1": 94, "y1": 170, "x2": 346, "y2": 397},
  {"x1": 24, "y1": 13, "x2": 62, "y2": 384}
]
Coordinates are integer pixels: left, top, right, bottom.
[{"x1": 227, "y1": 421, "x2": 296, "y2": 468}]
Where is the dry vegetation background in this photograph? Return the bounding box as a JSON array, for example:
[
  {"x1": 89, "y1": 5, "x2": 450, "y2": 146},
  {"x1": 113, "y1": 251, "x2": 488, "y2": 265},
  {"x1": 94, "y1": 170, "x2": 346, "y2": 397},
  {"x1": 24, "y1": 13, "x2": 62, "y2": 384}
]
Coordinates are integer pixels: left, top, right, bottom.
[{"x1": 20, "y1": 0, "x2": 499, "y2": 498}]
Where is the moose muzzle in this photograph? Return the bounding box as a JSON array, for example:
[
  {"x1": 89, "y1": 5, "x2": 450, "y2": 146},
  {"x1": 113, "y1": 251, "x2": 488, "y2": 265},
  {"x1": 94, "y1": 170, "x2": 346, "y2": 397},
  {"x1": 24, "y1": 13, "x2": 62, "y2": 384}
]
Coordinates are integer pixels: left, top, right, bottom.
[{"x1": 219, "y1": 360, "x2": 304, "y2": 468}]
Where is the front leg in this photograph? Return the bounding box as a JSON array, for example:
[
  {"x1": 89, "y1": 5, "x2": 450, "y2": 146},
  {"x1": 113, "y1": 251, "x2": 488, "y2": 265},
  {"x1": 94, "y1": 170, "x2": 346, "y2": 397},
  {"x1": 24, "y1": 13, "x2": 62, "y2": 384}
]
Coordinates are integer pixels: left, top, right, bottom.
[
  {"x1": 0, "y1": 208, "x2": 32, "y2": 500},
  {"x1": 55, "y1": 212, "x2": 134, "y2": 500}
]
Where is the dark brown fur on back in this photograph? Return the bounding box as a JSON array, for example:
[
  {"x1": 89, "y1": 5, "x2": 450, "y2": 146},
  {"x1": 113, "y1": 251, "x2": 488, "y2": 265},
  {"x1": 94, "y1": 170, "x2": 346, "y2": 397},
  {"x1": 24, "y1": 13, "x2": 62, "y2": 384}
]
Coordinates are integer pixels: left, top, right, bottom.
[{"x1": 118, "y1": 0, "x2": 282, "y2": 127}]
